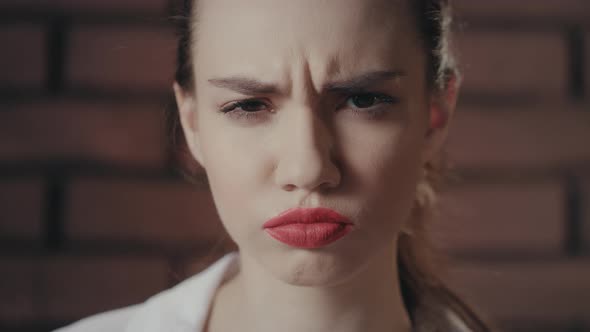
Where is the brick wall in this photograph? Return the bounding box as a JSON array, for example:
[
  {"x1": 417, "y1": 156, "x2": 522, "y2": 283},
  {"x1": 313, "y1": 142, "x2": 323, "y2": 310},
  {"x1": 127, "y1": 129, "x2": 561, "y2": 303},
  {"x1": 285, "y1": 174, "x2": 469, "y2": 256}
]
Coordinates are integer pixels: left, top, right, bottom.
[{"x1": 0, "y1": 1, "x2": 588, "y2": 331}]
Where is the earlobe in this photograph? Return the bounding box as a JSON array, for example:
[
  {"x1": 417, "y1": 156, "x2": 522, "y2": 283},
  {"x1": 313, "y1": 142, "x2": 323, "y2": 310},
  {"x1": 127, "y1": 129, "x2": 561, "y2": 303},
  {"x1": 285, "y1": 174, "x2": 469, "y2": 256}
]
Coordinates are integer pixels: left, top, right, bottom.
[
  {"x1": 422, "y1": 75, "x2": 460, "y2": 163},
  {"x1": 173, "y1": 82, "x2": 205, "y2": 167},
  {"x1": 428, "y1": 104, "x2": 447, "y2": 131},
  {"x1": 422, "y1": 102, "x2": 449, "y2": 164}
]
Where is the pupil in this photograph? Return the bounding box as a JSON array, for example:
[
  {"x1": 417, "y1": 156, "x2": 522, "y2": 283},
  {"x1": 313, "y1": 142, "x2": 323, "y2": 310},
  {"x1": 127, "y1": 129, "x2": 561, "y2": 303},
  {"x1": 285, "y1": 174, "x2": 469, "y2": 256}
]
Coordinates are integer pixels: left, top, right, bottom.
[
  {"x1": 243, "y1": 101, "x2": 264, "y2": 112},
  {"x1": 353, "y1": 95, "x2": 375, "y2": 108}
]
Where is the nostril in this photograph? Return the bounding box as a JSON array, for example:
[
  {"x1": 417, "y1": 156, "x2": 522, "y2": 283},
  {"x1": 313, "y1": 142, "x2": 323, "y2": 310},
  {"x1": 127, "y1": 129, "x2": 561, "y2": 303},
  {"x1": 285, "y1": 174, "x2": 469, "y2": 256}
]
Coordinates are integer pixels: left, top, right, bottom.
[{"x1": 283, "y1": 184, "x2": 296, "y2": 191}]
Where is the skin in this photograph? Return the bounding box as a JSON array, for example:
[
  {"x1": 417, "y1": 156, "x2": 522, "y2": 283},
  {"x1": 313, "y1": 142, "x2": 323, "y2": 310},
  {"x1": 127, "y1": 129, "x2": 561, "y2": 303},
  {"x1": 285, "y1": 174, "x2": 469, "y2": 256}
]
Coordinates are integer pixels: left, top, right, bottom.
[{"x1": 174, "y1": 0, "x2": 458, "y2": 331}]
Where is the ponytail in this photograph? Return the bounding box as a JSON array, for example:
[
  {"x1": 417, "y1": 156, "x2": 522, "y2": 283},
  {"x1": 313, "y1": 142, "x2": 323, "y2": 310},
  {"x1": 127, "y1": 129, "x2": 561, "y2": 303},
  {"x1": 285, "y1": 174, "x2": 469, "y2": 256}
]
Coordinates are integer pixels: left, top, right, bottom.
[{"x1": 397, "y1": 156, "x2": 492, "y2": 332}]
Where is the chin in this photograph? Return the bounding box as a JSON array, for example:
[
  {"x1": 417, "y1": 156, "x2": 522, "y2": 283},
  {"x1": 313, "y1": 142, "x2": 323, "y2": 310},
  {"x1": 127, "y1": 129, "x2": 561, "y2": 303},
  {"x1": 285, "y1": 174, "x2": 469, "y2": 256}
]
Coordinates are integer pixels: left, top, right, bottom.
[{"x1": 269, "y1": 246, "x2": 372, "y2": 287}]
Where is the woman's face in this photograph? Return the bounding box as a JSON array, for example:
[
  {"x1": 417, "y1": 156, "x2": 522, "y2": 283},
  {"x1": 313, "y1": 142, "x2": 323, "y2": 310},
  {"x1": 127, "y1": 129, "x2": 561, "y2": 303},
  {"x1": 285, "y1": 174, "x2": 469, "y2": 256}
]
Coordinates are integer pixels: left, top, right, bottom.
[{"x1": 178, "y1": 0, "x2": 438, "y2": 286}]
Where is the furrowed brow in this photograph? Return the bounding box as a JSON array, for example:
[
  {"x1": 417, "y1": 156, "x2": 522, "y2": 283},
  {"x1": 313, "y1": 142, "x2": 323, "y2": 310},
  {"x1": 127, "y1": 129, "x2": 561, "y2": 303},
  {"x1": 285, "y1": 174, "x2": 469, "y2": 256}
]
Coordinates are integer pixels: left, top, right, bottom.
[
  {"x1": 208, "y1": 77, "x2": 280, "y2": 95},
  {"x1": 324, "y1": 70, "x2": 405, "y2": 93},
  {"x1": 208, "y1": 70, "x2": 404, "y2": 96}
]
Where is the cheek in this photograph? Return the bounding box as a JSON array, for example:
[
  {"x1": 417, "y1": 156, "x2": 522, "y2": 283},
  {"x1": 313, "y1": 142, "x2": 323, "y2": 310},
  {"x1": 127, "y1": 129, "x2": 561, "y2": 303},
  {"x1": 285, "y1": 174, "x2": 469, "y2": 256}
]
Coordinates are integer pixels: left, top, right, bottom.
[
  {"x1": 341, "y1": 117, "x2": 423, "y2": 190},
  {"x1": 196, "y1": 117, "x2": 269, "y2": 233},
  {"x1": 340, "y1": 119, "x2": 424, "y2": 230},
  {"x1": 198, "y1": 113, "x2": 264, "y2": 184}
]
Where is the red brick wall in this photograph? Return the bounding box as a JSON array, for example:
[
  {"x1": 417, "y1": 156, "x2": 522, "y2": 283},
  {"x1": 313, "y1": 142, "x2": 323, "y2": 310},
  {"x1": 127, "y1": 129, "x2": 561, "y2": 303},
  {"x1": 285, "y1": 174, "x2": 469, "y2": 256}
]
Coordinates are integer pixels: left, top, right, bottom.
[{"x1": 0, "y1": 1, "x2": 589, "y2": 331}]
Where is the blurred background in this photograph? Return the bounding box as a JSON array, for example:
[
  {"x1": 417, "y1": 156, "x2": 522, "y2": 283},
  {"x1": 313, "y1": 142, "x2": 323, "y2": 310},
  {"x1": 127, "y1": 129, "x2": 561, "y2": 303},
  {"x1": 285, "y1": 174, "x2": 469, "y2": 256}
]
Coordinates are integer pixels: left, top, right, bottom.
[{"x1": 0, "y1": 0, "x2": 588, "y2": 331}]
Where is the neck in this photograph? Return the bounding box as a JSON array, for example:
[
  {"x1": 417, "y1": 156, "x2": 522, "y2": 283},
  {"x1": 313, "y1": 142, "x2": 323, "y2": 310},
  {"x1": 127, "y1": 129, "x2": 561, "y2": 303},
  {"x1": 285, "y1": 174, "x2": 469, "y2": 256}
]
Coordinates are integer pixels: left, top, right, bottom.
[{"x1": 209, "y1": 244, "x2": 412, "y2": 332}]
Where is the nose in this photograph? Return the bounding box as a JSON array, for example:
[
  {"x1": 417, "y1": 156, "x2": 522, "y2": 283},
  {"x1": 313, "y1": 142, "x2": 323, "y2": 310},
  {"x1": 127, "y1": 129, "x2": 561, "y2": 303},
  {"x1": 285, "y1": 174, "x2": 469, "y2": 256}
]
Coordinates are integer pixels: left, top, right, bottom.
[{"x1": 274, "y1": 105, "x2": 341, "y2": 193}]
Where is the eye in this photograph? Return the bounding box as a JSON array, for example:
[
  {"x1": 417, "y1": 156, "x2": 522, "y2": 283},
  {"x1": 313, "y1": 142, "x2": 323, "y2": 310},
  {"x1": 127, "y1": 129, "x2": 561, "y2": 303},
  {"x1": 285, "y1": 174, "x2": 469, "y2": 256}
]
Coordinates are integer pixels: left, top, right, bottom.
[
  {"x1": 345, "y1": 93, "x2": 397, "y2": 110},
  {"x1": 341, "y1": 92, "x2": 399, "y2": 119},
  {"x1": 220, "y1": 99, "x2": 270, "y2": 113},
  {"x1": 219, "y1": 98, "x2": 272, "y2": 121}
]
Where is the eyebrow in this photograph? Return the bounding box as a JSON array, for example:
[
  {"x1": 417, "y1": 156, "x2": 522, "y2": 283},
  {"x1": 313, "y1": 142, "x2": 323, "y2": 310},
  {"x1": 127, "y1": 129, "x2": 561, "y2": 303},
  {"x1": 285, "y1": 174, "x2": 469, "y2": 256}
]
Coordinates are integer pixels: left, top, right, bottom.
[
  {"x1": 324, "y1": 70, "x2": 405, "y2": 93},
  {"x1": 208, "y1": 77, "x2": 280, "y2": 95},
  {"x1": 207, "y1": 70, "x2": 405, "y2": 96}
]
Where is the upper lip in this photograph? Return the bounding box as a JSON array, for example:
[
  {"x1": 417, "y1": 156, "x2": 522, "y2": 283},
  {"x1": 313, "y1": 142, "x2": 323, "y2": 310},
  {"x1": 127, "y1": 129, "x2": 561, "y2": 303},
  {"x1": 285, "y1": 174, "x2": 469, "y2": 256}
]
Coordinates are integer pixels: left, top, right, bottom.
[{"x1": 263, "y1": 207, "x2": 353, "y2": 228}]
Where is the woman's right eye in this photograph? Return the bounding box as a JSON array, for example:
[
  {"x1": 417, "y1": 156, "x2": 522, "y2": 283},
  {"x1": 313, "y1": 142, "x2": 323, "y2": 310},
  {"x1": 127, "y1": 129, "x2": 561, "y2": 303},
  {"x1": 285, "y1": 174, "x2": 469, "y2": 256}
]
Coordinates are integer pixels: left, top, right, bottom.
[
  {"x1": 218, "y1": 99, "x2": 273, "y2": 122},
  {"x1": 220, "y1": 99, "x2": 270, "y2": 114}
]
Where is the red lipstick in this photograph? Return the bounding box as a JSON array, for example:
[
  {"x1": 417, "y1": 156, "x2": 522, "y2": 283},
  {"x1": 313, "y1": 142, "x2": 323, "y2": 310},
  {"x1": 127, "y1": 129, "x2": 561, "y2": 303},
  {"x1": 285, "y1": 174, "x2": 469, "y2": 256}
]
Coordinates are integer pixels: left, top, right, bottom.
[{"x1": 263, "y1": 207, "x2": 353, "y2": 249}]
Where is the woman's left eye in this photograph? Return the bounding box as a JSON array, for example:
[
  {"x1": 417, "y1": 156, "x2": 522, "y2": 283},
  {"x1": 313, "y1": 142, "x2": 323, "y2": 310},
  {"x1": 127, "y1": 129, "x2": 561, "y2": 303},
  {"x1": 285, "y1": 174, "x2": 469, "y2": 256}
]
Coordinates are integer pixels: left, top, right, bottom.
[{"x1": 345, "y1": 93, "x2": 397, "y2": 110}]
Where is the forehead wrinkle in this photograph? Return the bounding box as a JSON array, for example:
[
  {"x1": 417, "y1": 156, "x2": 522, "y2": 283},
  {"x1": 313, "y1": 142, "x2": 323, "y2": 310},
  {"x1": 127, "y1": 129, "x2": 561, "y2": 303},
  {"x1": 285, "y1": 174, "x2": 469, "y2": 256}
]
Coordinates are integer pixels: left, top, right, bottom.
[
  {"x1": 287, "y1": 39, "x2": 356, "y2": 96},
  {"x1": 195, "y1": 0, "x2": 414, "y2": 100},
  {"x1": 282, "y1": 52, "x2": 316, "y2": 106}
]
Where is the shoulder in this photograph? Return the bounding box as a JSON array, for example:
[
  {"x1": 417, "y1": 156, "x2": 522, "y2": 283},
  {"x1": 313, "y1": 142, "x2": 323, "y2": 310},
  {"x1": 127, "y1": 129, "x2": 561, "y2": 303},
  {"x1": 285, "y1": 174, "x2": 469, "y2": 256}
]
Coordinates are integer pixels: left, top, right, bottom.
[
  {"x1": 52, "y1": 252, "x2": 239, "y2": 332},
  {"x1": 52, "y1": 304, "x2": 140, "y2": 332}
]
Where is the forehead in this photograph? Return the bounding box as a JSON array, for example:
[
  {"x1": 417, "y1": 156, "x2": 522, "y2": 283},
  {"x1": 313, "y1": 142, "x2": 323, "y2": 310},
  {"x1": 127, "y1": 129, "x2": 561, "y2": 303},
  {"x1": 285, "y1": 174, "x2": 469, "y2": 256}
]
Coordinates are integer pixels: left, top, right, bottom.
[{"x1": 192, "y1": 0, "x2": 421, "y2": 86}]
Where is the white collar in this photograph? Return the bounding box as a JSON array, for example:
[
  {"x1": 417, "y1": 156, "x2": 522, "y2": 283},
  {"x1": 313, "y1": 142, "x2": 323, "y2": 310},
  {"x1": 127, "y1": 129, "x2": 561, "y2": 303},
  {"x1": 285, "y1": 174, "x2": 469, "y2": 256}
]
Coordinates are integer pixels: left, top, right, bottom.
[
  {"x1": 124, "y1": 251, "x2": 239, "y2": 332},
  {"x1": 122, "y1": 251, "x2": 471, "y2": 332}
]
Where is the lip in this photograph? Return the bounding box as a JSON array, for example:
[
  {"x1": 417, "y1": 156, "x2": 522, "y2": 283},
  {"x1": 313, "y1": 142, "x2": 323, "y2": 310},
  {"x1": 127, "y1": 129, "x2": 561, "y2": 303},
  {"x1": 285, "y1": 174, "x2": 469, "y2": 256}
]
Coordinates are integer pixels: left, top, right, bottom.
[{"x1": 263, "y1": 207, "x2": 354, "y2": 248}]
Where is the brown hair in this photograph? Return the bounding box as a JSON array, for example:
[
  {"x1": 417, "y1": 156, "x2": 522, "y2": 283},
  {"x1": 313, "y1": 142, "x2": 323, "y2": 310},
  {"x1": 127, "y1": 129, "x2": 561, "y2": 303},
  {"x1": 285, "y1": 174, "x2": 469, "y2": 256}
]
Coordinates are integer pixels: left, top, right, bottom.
[{"x1": 168, "y1": 1, "x2": 491, "y2": 331}]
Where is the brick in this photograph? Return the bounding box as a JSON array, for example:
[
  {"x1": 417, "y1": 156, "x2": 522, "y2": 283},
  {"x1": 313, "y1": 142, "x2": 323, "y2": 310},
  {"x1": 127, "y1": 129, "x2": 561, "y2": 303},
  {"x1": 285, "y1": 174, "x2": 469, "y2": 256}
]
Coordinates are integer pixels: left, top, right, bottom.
[
  {"x1": 445, "y1": 260, "x2": 590, "y2": 323},
  {"x1": 0, "y1": 255, "x2": 170, "y2": 323},
  {"x1": 432, "y1": 180, "x2": 565, "y2": 256},
  {"x1": 40, "y1": 255, "x2": 169, "y2": 320},
  {"x1": 66, "y1": 177, "x2": 226, "y2": 251},
  {"x1": 66, "y1": 24, "x2": 176, "y2": 92},
  {"x1": 586, "y1": 30, "x2": 590, "y2": 100},
  {"x1": 0, "y1": 258, "x2": 36, "y2": 322},
  {"x1": 0, "y1": 100, "x2": 167, "y2": 168},
  {"x1": 0, "y1": 23, "x2": 46, "y2": 90},
  {"x1": 0, "y1": 0, "x2": 168, "y2": 14},
  {"x1": 456, "y1": 30, "x2": 567, "y2": 99},
  {"x1": 447, "y1": 107, "x2": 590, "y2": 169},
  {"x1": 502, "y1": 322, "x2": 590, "y2": 332},
  {"x1": 454, "y1": 0, "x2": 590, "y2": 21},
  {"x1": 0, "y1": 178, "x2": 44, "y2": 241},
  {"x1": 582, "y1": 176, "x2": 590, "y2": 253}
]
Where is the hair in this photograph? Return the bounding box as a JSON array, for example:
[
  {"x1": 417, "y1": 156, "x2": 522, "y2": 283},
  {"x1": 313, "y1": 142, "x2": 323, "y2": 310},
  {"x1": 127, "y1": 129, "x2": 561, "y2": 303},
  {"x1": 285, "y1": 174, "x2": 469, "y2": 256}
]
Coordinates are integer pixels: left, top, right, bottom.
[{"x1": 168, "y1": 1, "x2": 491, "y2": 331}]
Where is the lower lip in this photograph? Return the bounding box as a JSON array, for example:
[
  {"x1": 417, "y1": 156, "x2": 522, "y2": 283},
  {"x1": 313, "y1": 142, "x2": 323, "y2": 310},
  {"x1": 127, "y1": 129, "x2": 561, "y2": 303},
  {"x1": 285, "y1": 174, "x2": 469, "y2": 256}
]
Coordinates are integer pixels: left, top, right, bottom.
[{"x1": 264, "y1": 222, "x2": 353, "y2": 248}]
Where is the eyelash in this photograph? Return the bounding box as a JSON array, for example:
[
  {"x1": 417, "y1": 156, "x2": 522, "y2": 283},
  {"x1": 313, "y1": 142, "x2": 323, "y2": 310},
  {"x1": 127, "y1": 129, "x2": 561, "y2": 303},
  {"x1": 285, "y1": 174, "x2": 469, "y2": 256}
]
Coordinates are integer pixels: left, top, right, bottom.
[{"x1": 219, "y1": 93, "x2": 399, "y2": 121}]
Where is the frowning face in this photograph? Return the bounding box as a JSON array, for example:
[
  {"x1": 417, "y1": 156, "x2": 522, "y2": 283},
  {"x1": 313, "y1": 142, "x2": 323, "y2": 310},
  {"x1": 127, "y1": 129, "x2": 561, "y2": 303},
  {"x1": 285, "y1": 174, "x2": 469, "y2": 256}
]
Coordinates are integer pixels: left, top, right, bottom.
[{"x1": 177, "y1": 0, "x2": 436, "y2": 286}]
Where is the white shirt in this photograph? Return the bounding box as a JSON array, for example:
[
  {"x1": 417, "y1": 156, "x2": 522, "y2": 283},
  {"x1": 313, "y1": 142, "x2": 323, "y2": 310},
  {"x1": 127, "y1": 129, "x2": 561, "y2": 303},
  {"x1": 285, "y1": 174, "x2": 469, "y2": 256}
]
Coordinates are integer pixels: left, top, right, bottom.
[
  {"x1": 54, "y1": 251, "x2": 472, "y2": 332},
  {"x1": 54, "y1": 251, "x2": 240, "y2": 332}
]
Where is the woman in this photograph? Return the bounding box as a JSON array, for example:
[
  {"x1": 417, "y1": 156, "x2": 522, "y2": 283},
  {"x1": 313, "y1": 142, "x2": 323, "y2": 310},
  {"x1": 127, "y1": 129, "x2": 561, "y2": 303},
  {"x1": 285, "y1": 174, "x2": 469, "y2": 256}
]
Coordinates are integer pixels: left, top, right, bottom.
[{"x1": 56, "y1": 0, "x2": 491, "y2": 331}]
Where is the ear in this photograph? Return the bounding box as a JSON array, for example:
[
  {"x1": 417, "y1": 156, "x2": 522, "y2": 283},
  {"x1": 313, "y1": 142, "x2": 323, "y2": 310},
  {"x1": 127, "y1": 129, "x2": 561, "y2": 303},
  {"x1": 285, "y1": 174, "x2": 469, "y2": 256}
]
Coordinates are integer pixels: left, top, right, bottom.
[
  {"x1": 173, "y1": 82, "x2": 206, "y2": 167},
  {"x1": 421, "y1": 75, "x2": 460, "y2": 164}
]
